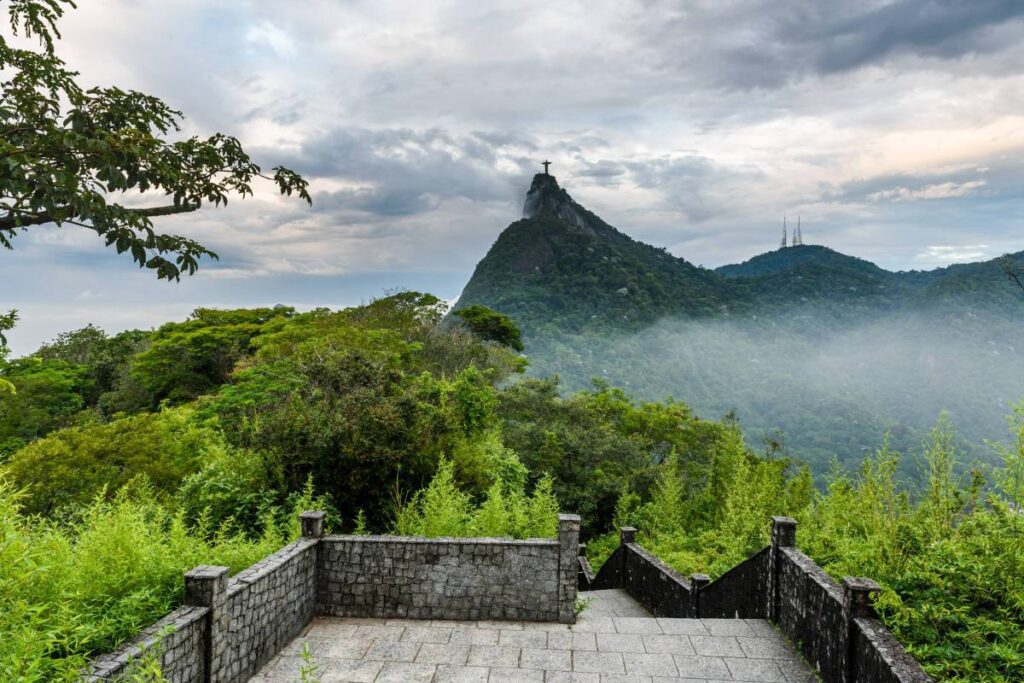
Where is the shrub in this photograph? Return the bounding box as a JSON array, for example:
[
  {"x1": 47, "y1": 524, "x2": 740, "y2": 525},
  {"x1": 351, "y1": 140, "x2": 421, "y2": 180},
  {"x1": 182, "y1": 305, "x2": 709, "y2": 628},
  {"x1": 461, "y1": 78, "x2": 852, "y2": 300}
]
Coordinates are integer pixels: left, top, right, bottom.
[{"x1": 0, "y1": 479, "x2": 294, "y2": 681}]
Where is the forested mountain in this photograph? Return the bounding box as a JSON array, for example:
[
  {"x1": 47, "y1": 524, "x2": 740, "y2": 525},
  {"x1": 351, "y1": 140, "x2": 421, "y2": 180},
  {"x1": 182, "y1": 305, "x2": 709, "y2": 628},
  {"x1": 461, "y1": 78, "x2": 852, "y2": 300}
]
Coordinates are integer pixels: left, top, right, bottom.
[
  {"x1": 457, "y1": 173, "x2": 746, "y2": 336},
  {"x1": 457, "y1": 174, "x2": 1024, "y2": 472}
]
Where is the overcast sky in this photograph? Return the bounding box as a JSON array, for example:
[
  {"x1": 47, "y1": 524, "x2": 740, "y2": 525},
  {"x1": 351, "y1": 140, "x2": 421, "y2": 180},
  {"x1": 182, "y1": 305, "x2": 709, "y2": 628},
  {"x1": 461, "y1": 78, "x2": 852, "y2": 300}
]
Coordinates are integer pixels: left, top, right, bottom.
[{"x1": 4, "y1": 0, "x2": 1024, "y2": 355}]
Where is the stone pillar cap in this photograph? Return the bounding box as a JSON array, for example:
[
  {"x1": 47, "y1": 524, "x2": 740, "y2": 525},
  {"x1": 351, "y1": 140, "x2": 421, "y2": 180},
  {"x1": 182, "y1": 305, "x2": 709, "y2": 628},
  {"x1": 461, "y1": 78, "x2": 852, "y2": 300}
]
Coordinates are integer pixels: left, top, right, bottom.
[
  {"x1": 183, "y1": 565, "x2": 229, "y2": 579},
  {"x1": 843, "y1": 576, "x2": 881, "y2": 592}
]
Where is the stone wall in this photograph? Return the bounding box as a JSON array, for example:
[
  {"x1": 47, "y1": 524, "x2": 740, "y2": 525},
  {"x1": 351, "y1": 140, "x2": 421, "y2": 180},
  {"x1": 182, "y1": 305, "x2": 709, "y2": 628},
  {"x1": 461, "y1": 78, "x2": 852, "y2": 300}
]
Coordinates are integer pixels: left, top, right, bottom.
[
  {"x1": 87, "y1": 511, "x2": 579, "y2": 681},
  {"x1": 219, "y1": 537, "x2": 319, "y2": 682},
  {"x1": 619, "y1": 528, "x2": 696, "y2": 618},
  {"x1": 317, "y1": 514, "x2": 580, "y2": 623},
  {"x1": 84, "y1": 606, "x2": 208, "y2": 682},
  {"x1": 697, "y1": 546, "x2": 769, "y2": 619},
  {"x1": 587, "y1": 517, "x2": 931, "y2": 683},
  {"x1": 774, "y1": 547, "x2": 846, "y2": 681}
]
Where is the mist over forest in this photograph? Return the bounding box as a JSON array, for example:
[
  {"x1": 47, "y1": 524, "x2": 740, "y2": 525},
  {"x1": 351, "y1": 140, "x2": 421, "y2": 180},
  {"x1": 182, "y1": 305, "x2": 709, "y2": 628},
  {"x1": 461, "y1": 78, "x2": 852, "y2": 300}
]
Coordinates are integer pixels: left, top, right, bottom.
[{"x1": 526, "y1": 304, "x2": 1024, "y2": 476}]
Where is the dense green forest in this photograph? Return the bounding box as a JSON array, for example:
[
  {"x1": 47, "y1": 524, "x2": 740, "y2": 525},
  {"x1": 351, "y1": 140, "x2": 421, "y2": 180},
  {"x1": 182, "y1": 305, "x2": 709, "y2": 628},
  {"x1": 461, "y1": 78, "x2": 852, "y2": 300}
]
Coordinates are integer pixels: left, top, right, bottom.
[{"x1": 0, "y1": 293, "x2": 1022, "y2": 680}]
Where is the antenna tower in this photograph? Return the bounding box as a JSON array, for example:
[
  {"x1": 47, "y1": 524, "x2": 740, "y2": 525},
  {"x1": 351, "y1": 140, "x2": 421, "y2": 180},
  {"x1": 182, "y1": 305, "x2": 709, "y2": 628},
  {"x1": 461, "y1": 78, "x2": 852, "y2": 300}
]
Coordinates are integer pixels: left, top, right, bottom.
[
  {"x1": 780, "y1": 216, "x2": 788, "y2": 249},
  {"x1": 795, "y1": 216, "x2": 803, "y2": 246}
]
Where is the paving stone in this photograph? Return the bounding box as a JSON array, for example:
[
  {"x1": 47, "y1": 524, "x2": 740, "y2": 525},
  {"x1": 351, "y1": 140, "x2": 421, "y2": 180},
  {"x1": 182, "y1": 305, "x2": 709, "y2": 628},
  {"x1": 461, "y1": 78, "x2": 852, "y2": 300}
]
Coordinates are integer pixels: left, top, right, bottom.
[
  {"x1": 689, "y1": 635, "x2": 744, "y2": 657},
  {"x1": 597, "y1": 632, "x2": 646, "y2": 653},
  {"x1": 363, "y1": 641, "x2": 420, "y2": 662},
  {"x1": 488, "y1": 666, "x2": 544, "y2": 682},
  {"x1": 467, "y1": 645, "x2": 520, "y2": 667},
  {"x1": 574, "y1": 651, "x2": 626, "y2": 674},
  {"x1": 319, "y1": 658, "x2": 382, "y2": 682},
  {"x1": 640, "y1": 634, "x2": 696, "y2": 656},
  {"x1": 401, "y1": 626, "x2": 453, "y2": 643},
  {"x1": 744, "y1": 620, "x2": 781, "y2": 638},
  {"x1": 451, "y1": 627, "x2": 500, "y2": 645},
  {"x1": 622, "y1": 653, "x2": 678, "y2": 677},
  {"x1": 318, "y1": 637, "x2": 373, "y2": 659},
  {"x1": 354, "y1": 625, "x2": 405, "y2": 642},
  {"x1": 499, "y1": 630, "x2": 549, "y2": 648},
  {"x1": 672, "y1": 654, "x2": 732, "y2": 679},
  {"x1": 243, "y1": 588, "x2": 820, "y2": 683},
  {"x1": 415, "y1": 642, "x2": 470, "y2": 665},
  {"x1": 724, "y1": 657, "x2": 788, "y2": 682},
  {"x1": 778, "y1": 658, "x2": 819, "y2": 683},
  {"x1": 521, "y1": 647, "x2": 572, "y2": 671},
  {"x1": 546, "y1": 673, "x2": 601, "y2": 683},
  {"x1": 305, "y1": 621, "x2": 359, "y2": 638},
  {"x1": 656, "y1": 619, "x2": 709, "y2": 636},
  {"x1": 279, "y1": 636, "x2": 328, "y2": 655},
  {"x1": 522, "y1": 621, "x2": 573, "y2": 632},
  {"x1": 548, "y1": 631, "x2": 598, "y2": 651},
  {"x1": 738, "y1": 636, "x2": 798, "y2": 659},
  {"x1": 702, "y1": 619, "x2": 755, "y2": 637},
  {"x1": 613, "y1": 618, "x2": 663, "y2": 635},
  {"x1": 375, "y1": 661, "x2": 437, "y2": 682},
  {"x1": 434, "y1": 664, "x2": 490, "y2": 682},
  {"x1": 268, "y1": 656, "x2": 305, "y2": 675},
  {"x1": 571, "y1": 616, "x2": 618, "y2": 633},
  {"x1": 480, "y1": 620, "x2": 525, "y2": 630},
  {"x1": 600, "y1": 675, "x2": 655, "y2": 683}
]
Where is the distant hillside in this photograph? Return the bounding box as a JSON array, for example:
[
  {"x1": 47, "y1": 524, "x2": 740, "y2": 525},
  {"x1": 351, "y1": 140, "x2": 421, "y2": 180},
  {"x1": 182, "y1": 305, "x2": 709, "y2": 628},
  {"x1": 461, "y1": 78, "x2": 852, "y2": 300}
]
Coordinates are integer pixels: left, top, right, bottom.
[
  {"x1": 456, "y1": 174, "x2": 1024, "y2": 476},
  {"x1": 717, "y1": 244, "x2": 890, "y2": 279}
]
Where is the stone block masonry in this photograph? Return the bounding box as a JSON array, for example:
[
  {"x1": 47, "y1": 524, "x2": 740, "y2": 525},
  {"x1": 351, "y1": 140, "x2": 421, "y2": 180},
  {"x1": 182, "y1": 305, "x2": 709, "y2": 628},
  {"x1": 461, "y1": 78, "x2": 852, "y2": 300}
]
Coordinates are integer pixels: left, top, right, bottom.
[
  {"x1": 317, "y1": 513, "x2": 580, "y2": 623},
  {"x1": 588, "y1": 516, "x2": 932, "y2": 683},
  {"x1": 86, "y1": 512, "x2": 580, "y2": 682}
]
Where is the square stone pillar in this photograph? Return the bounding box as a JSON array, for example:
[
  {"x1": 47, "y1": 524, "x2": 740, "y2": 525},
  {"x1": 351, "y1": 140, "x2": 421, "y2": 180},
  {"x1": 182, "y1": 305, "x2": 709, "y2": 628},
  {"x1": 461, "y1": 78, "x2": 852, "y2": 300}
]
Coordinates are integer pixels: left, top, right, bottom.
[
  {"x1": 690, "y1": 573, "x2": 711, "y2": 618},
  {"x1": 299, "y1": 510, "x2": 326, "y2": 538},
  {"x1": 557, "y1": 514, "x2": 581, "y2": 624},
  {"x1": 768, "y1": 516, "x2": 796, "y2": 622},
  {"x1": 842, "y1": 577, "x2": 881, "y2": 683},
  {"x1": 184, "y1": 565, "x2": 229, "y2": 683}
]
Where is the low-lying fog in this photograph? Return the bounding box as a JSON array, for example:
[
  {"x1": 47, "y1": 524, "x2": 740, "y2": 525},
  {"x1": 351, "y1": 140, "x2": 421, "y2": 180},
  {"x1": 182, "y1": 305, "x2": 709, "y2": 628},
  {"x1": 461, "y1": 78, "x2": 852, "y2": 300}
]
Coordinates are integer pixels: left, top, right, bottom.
[{"x1": 528, "y1": 307, "x2": 1024, "y2": 478}]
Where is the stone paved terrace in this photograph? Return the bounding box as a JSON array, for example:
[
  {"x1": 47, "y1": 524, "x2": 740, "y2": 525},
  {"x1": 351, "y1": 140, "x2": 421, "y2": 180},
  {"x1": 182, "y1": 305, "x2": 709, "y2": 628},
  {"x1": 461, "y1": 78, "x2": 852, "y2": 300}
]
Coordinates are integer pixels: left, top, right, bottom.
[{"x1": 250, "y1": 589, "x2": 818, "y2": 683}]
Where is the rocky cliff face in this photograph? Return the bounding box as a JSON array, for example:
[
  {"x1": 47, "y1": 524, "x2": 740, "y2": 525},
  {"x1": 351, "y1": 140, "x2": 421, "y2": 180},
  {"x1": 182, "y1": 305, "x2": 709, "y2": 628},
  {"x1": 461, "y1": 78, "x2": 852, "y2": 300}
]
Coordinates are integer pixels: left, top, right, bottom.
[{"x1": 522, "y1": 173, "x2": 603, "y2": 236}]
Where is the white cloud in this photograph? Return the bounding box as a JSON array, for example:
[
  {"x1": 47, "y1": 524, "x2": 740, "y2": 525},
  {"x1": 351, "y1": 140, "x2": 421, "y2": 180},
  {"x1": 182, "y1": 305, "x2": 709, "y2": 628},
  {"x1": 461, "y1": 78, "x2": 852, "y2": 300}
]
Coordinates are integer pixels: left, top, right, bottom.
[
  {"x1": 915, "y1": 244, "x2": 992, "y2": 265},
  {"x1": 245, "y1": 21, "x2": 296, "y2": 58},
  {"x1": 868, "y1": 180, "x2": 987, "y2": 202}
]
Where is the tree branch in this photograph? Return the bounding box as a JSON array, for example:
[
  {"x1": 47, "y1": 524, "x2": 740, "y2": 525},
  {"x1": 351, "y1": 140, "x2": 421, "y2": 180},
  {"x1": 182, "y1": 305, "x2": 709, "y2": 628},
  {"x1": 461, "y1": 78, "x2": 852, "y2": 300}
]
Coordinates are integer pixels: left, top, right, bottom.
[{"x1": 0, "y1": 202, "x2": 200, "y2": 231}]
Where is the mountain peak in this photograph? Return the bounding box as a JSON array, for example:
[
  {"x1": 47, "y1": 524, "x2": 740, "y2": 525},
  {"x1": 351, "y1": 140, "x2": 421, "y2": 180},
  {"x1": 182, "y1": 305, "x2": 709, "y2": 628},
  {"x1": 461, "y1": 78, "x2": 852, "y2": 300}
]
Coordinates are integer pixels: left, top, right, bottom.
[{"x1": 521, "y1": 173, "x2": 605, "y2": 235}]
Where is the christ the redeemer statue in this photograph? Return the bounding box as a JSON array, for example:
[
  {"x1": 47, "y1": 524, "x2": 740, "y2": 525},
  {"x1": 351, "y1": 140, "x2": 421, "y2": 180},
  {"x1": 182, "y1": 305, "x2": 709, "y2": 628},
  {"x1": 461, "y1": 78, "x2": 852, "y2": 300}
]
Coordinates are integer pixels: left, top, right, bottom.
[{"x1": 542, "y1": 160, "x2": 551, "y2": 174}]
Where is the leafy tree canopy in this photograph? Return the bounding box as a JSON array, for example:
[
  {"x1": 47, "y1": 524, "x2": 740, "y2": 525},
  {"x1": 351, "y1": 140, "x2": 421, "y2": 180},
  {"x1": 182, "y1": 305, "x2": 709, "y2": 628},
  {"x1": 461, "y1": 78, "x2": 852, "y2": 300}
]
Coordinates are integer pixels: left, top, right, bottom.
[
  {"x1": 453, "y1": 304, "x2": 525, "y2": 351},
  {"x1": 0, "y1": 0, "x2": 311, "y2": 280}
]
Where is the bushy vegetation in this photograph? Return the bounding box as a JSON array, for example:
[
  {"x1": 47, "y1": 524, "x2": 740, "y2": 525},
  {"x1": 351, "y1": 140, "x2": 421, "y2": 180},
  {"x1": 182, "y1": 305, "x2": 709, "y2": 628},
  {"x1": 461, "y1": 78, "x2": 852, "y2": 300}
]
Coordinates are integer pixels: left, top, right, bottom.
[
  {"x1": 593, "y1": 415, "x2": 1024, "y2": 682},
  {"x1": 0, "y1": 480, "x2": 299, "y2": 681},
  {"x1": 1, "y1": 293, "x2": 1021, "y2": 680}
]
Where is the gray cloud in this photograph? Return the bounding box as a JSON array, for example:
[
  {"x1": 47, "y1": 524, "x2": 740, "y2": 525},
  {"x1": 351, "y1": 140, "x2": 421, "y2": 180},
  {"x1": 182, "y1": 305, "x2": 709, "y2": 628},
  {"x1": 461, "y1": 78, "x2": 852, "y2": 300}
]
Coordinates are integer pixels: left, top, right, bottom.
[{"x1": 647, "y1": 0, "x2": 1024, "y2": 90}]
